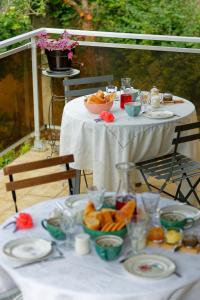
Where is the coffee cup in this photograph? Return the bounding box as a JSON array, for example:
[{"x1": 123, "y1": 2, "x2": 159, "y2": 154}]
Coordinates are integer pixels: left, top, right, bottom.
[
  {"x1": 160, "y1": 212, "x2": 194, "y2": 230},
  {"x1": 95, "y1": 235, "x2": 123, "y2": 261}
]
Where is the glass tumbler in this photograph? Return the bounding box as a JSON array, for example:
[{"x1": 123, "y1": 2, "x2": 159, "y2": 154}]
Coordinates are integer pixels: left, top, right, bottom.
[{"x1": 141, "y1": 192, "x2": 160, "y2": 226}]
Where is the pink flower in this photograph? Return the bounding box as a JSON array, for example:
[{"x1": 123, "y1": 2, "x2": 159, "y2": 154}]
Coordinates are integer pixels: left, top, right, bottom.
[{"x1": 68, "y1": 51, "x2": 73, "y2": 60}]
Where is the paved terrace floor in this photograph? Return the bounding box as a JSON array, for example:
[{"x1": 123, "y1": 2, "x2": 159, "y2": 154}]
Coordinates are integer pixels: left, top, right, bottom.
[{"x1": 0, "y1": 146, "x2": 199, "y2": 224}]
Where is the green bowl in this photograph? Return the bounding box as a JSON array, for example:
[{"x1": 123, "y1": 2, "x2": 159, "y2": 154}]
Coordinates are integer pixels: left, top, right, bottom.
[
  {"x1": 41, "y1": 218, "x2": 66, "y2": 240},
  {"x1": 83, "y1": 225, "x2": 127, "y2": 239}
]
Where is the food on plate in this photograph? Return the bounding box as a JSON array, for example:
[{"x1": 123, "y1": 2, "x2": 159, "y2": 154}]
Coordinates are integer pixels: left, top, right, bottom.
[
  {"x1": 86, "y1": 90, "x2": 115, "y2": 104},
  {"x1": 147, "y1": 226, "x2": 165, "y2": 242},
  {"x1": 83, "y1": 200, "x2": 136, "y2": 232}
]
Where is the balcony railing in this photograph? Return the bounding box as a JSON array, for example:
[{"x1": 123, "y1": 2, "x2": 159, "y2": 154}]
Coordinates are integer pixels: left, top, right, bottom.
[{"x1": 0, "y1": 28, "x2": 200, "y2": 154}]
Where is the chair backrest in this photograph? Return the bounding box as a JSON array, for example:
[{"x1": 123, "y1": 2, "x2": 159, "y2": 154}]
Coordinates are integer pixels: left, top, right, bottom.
[
  {"x1": 63, "y1": 75, "x2": 113, "y2": 99},
  {"x1": 172, "y1": 121, "x2": 200, "y2": 152},
  {"x1": 3, "y1": 154, "x2": 76, "y2": 212}
]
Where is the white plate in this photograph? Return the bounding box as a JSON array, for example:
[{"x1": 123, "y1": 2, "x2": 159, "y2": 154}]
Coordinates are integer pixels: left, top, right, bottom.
[
  {"x1": 123, "y1": 254, "x2": 175, "y2": 280},
  {"x1": 144, "y1": 110, "x2": 174, "y2": 119},
  {"x1": 3, "y1": 238, "x2": 52, "y2": 262},
  {"x1": 158, "y1": 204, "x2": 200, "y2": 221}
]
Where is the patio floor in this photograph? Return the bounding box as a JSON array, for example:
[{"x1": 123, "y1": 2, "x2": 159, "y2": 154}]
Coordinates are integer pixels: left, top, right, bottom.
[{"x1": 0, "y1": 145, "x2": 199, "y2": 224}]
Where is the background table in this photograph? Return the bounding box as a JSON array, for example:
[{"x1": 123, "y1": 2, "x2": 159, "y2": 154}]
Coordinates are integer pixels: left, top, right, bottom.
[
  {"x1": 60, "y1": 96, "x2": 200, "y2": 191},
  {"x1": 1, "y1": 197, "x2": 200, "y2": 300}
]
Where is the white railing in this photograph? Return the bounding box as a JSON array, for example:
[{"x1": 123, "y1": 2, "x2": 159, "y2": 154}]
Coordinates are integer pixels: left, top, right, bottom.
[{"x1": 0, "y1": 28, "x2": 200, "y2": 149}]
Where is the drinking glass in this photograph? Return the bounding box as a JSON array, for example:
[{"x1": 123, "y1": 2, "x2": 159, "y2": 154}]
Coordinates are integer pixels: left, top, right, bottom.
[
  {"x1": 106, "y1": 85, "x2": 117, "y2": 94},
  {"x1": 59, "y1": 207, "x2": 76, "y2": 248},
  {"x1": 87, "y1": 186, "x2": 105, "y2": 210},
  {"x1": 126, "y1": 216, "x2": 147, "y2": 255},
  {"x1": 140, "y1": 91, "x2": 150, "y2": 112},
  {"x1": 141, "y1": 192, "x2": 160, "y2": 226}
]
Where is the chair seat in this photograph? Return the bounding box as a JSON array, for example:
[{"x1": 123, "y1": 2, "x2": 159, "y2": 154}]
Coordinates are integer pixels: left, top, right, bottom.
[{"x1": 136, "y1": 152, "x2": 200, "y2": 182}]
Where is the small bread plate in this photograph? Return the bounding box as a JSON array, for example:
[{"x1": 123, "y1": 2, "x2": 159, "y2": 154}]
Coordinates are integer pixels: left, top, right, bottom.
[
  {"x1": 3, "y1": 238, "x2": 52, "y2": 262},
  {"x1": 144, "y1": 110, "x2": 174, "y2": 119},
  {"x1": 123, "y1": 254, "x2": 176, "y2": 280},
  {"x1": 158, "y1": 204, "x2": 200, "y2": 221}
]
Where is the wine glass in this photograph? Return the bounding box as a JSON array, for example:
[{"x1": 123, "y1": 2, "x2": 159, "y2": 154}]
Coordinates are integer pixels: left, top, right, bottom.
[{"x1": 87, "y1": 186, "x2": 105, "y2": 210}]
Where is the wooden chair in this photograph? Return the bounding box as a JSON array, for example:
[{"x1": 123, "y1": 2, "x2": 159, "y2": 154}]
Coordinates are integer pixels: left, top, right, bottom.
[
  {"x1": 136, "y1": 122, "x2": 200, "y2": 206},
  {"x1": 63, "y1": 75, "x2": 114, "y2": 102},
  {"x1": 3, "y1": 154, "x2": 77, "y2": 212}
]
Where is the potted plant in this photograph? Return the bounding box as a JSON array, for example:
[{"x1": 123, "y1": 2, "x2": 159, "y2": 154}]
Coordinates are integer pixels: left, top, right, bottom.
[{"x1": 36, "y1": 30, "x2": 79, "y2": 72}]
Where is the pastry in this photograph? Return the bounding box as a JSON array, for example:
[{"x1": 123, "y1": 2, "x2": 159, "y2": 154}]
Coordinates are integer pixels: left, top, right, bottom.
[{"x1": 84, "y1": 216, "x2": 100, "y2": 230}]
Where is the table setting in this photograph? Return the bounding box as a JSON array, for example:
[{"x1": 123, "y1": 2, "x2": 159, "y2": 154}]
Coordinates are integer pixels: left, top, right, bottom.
[
  {"x1": 60, "y1": 77, "x2": 200, "y2": 193},
  {"x1": 1, "y1": 187, "x2": 200, "y2": 300}
]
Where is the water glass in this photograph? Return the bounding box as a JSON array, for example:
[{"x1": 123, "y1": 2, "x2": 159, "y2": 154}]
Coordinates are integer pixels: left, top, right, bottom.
[
  {"x1": 141, "y1": 192, "x2": 160, "y2": 225},
  {"x1": 126, "y1": 217, "x2": 147, "y2": 255},
  {"x1": 140, "y1": 91, "x2": 150, "y2": 112},
  {"x1": 59, "y1": 208, "x2": 76, "y2": 248},
  {"x1": 87, "y1": 186, "x2": 105, "y2": 209},
  {"x1": 106, "y1": 85, "x2": 117, "y2": 94}
]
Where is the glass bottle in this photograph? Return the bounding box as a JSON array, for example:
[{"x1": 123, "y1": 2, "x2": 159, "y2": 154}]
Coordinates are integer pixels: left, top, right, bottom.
[
  {"x1": 115, "y1": 162, "x2": 136, "y2": 210},
  {"x1": 150, "y1": 86, "x2": 160, "y2": 108},
  {"x1": 120, "y1": 78, "x2": 133, "y2": 109}
]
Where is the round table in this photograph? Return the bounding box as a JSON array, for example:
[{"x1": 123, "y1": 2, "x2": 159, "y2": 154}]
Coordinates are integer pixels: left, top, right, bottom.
[
  {"x1": 60, "y1": 96, "x2": 200, "y2": 191},
  {"x1": 1, "y1": 197, "x2": 200, "y2": 300}
]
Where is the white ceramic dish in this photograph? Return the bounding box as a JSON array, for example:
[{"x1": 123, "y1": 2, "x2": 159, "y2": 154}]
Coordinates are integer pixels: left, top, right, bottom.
[
  {"x1": 144, "y1": 110, "x2": 174, "y2": 119},
  {"x1": 123, "y1": 254, "x2": 175, "y2": 280},
  {"x1": 3, "y1": 238, "x2": 52, "y2": 262},
  {"x1": 158, "y1": 204, "x2": 200, "y2": 221}
]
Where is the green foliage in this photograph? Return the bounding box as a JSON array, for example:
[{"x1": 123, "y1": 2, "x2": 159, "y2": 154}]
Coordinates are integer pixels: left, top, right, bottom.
[
  {"x1": 0, "y1": 0, "x2": 47, "y2": 42},
  {"x1": 0, "y1": 150, "x2": 15, "y2": 168},
  {"x1": 0, "y1": 142, "x2": 32, "y2": 169}
]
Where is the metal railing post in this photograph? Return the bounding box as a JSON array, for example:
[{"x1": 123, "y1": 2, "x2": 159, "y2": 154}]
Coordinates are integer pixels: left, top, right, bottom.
[{"x1": 31, "y1": 37, "x2": 43, "y2": 149}]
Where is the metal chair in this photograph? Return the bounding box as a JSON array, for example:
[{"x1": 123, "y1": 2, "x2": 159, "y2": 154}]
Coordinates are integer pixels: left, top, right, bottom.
[
  {"x1": 3, "y1": 154, "x2": 78, "y2": 212},
  {"x1": 136, "y1": 122, "x2": 200, "y2": 206},
  {"x1": 63, "y1": 74, "x2": 114, "y2": 102}
]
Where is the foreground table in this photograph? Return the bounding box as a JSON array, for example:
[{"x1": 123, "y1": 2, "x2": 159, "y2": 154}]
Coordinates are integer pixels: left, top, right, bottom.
[
  {"x1": 1, "y1": 197, "x2": 200, "y2": 300},
  {"x1": 60, "y1": 96, "x2": 200, "y2": 192}
]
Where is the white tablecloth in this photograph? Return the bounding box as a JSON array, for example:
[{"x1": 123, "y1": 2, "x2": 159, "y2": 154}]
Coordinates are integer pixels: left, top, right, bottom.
[
  {"x1": 1, "y1": 197, "x2": 200, "y2": 300},
  {"x1": 60, "y1": 97, "x2": 200, "y2": 191}
]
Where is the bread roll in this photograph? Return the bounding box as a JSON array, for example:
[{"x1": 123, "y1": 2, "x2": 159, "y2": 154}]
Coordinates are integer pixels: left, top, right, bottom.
[
  {"x1": 84, "y1": 216, "x2": 100, "y2": 230},
  {"x1": 96, "y1": 90, "x2": 105, "y2": 99}
]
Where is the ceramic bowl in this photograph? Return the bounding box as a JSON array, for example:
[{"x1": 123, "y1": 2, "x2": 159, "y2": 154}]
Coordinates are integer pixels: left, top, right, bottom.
[
  {"x1": 124, "y1": 102, "x2": 141, "y2": 117},
  {"x1": 84, "y1": 100, "x2": 113, "y2": 114},
  {"x1": 160, "y1": 212, "x2": 194, "y2": 230},
  {"x1": 41, "y1": 218, "x2": 66, "y2": 240},
  {"x1": 83, "y1": 225, "x2": 127, "y2": 239},
  {"x1": 95, "y1": 235, "x2": 123, "y2": 261}
]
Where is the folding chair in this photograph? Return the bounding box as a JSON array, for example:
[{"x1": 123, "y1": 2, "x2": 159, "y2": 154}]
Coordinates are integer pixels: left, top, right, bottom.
[
  {"x1": 63, "y1": 74, "x2": 114, "y2": 102},
  {"x1": 3, "y1": 154, "x2": 78, "y2": 212},
  {"x1": 136, "y1": 122, "x2": 200, "y2": 206},
  {"x1": 63, "y1": 75, "x2": 114, "y2": 187}
]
